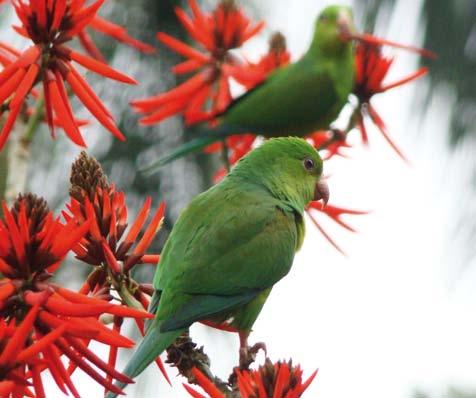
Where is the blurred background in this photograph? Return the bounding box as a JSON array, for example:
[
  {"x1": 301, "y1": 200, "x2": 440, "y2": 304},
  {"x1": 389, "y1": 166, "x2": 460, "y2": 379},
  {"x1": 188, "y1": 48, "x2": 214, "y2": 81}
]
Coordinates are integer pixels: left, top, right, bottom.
[{"x1": 2, "y1": 0, "x2": 476, "y2": 397}]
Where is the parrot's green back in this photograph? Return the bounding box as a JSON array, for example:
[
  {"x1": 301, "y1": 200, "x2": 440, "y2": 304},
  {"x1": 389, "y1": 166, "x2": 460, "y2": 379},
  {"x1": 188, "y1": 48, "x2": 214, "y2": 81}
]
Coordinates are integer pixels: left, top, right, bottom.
[
  {"x1": 223, "y1": 50, "x2": 353, "y2": 136},
  {"x1": 221, "y1": 5, "x2": 355, "y2": 137},
  {"x1": 107, "y1": 137, "x2": 325, "y2": 398}
]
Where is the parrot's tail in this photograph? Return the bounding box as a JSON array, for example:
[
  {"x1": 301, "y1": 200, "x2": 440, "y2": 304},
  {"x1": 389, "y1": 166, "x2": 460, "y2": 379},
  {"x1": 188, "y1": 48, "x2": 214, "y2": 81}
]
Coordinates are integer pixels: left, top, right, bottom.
[
  {"x1": 141, "y1": 123, "x2": 250, "y2": 175},
  {"x1": 105, "y1": 321, "x2": 183, "y2": 398}
]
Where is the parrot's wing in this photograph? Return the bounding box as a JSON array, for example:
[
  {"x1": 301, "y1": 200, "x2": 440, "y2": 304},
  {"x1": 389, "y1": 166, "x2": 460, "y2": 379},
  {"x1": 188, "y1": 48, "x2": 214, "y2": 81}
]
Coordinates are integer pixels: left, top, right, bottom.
[
  {"x1": 154, "y1": 182, "x2": 299, "y2": 322},
  {"x1": 160, "y1": 289, "x2": 260, "y2": 331},
  {"x1": 223, "y1": 59, "x2": 340, "y2": 133}
]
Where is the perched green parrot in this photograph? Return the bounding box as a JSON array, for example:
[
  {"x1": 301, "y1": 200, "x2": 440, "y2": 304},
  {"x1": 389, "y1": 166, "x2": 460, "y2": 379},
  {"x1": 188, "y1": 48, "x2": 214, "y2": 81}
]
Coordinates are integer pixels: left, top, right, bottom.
[
  {"x1": 107, "y1": 137, "x2": 329, "y2": 397},
  {"x1": 149, "y1": 4, "x2": 355, "y2": 169}
]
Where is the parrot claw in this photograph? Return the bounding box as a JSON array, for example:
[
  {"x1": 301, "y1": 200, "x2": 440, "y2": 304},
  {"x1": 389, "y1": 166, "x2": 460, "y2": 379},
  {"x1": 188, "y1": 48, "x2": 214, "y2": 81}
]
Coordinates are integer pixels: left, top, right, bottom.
[{"x1": 239, "y1": 341, "x2": 267, "y2": 370}]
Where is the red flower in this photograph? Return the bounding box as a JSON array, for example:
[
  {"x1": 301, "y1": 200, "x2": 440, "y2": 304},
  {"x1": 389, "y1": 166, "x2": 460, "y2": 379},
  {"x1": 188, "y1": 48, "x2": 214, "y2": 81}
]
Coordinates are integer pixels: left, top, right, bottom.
[
  {"x1": 307, "y1": 202, "x2": 368, "y2": 256},
  {"x1": 229, "y1": 31, "x2": 291, "y2": 90},
  {"x1": 64, "y1": 151, "x2": 170, "y2": 383},
  {"x1": 184, "y1": 360, "x2": 317, "y2": 398},
  {"x1": 131, "y1": 0, "x2": 264, "y2": 126},
  {"x1": 80, "y1": 15, "x2": 156, "y2": 62},
  {"x1": 0, "y1": 0, "x2": 139, "y2": 150},
  {"x1": 0, "y1": 193, "x2": 152, "y2": 397},
  {"x1": 352, "y1": 41, "x2": 430, "y2": 161}
]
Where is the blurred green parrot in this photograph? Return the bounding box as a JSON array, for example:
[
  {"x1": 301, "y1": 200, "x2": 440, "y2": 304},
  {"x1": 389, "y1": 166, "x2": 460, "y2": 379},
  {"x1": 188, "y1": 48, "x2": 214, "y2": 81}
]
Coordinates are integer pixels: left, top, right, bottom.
[
  {"x1": 107, "y1": 137, "x2": 329, "y2": 397},
  {"x1": 151, "y1": 5, "x2": 355, "y2": 168}
]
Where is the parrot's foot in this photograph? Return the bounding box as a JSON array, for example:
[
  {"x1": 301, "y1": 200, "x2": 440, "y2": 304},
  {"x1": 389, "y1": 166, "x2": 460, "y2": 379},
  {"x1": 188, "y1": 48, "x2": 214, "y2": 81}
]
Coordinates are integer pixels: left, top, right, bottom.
[
  {"x1": 239, "y1": 341, "x2": 267, "y2": 370},
  {"x1": 329, "y1": 128, "x2": 346, "y2": 141}
]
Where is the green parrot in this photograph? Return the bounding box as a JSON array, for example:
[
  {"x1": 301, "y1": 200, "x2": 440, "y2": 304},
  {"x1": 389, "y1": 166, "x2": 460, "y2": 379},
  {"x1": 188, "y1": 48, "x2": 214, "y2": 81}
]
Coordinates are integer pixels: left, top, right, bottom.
[
  {"x1": 107, "y1": 137, "x2": 329, "y2": 397},
  {"x1": 148, "y1": 4, "x2": 355, "y2": 170}
]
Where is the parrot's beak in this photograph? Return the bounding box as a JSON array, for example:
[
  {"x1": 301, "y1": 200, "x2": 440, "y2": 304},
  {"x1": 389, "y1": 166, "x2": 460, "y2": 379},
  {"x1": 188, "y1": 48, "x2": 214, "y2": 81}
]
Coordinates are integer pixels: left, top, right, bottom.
[
  {"x1": 314, "y1": 180, "x2": 329, "y2": 206},
  {"x1": 337, "y1": 10, "x2": 355, "y2": 40}
]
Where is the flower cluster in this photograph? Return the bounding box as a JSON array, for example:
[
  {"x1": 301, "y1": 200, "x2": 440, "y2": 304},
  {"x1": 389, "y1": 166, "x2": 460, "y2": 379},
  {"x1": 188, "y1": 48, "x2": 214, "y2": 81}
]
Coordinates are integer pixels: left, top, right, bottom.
[
  {"x1": 0, "y1": 0, "x2": 153, "y2": 149},
  {"x1": 185, "y1": 360, "x2": 317, "y2": 398},
  {"x1": 352, "y1": 41, "x2": 429, "y2": 160},
  {"x1": 131, "y1": 0, "x2": 264, "y2": 126},
  {"x1": 65, "y1": 151, "x2": 169, "y2": 381},
  {"x1": 0, "y1": 193, "x2": 154, "y2": 397}
]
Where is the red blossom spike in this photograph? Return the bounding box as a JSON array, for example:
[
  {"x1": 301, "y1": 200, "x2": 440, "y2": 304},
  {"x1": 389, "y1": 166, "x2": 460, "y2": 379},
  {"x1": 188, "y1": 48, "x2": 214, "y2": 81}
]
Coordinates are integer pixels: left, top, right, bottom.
[
  {"x1": 0, "y1": 194, "x2": 151, "y2": 397},
  {"x1": 0, "y1": 0, "x2": 140, "y2": 150},
  {"x1": 352, "y1": 41, "x2": 431, "y2": 161},
  {"x1": 132, "y1": 0, "x2": 264, "y2": 125}
]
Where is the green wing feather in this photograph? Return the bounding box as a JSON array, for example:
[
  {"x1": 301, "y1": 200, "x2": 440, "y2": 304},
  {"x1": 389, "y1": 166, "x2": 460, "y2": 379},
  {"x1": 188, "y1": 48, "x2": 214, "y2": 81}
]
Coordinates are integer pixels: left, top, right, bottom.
[
  {"x1": 223, "y1": 58, "x2": 342, "y2": 136},
  {"x1": 155, "y1": 180, "x2": 298, "y2": 301}
]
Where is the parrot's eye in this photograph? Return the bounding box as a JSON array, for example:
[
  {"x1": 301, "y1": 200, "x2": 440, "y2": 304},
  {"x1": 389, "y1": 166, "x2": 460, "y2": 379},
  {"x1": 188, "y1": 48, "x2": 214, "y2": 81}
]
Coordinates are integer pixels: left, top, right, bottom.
[{"x1": 303, "y1": 158, "x2": 315, "y2": 170}]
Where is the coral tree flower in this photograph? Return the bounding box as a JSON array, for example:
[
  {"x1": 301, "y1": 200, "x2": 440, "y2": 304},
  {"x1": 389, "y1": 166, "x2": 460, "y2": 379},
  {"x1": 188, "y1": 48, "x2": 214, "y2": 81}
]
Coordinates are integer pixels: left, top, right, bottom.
[
  {"x1": 0, "y1": 0, "x2": 139, "y2": 150},
  {"x1": 64, "y1": 151, "x2": 169, "y2": 382},
  {"x1": 0, "y1": 193, "x2": 152, "y2": 397},
  {"x1": 352, "y1": 42, "x2": 429, "y2": 160},
  {"x1": 184, "y1": 360, "x2": 317, "y2": 398},
  {"x1": 131, "y1": 0, "x2": 264, "y2": 126}
]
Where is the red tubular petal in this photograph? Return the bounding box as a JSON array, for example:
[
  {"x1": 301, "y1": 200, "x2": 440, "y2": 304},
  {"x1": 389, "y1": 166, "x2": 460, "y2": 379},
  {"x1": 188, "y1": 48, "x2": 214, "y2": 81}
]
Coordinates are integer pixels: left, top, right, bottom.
[
  {"x1": 15, "y1": 45, "x2": 41, "y2": 68},
  {"x1": 106, "y1": 317, "x2": 122, "y2": 388},
  {"x1": 67, "y1": 48, "x2": 138, "y2": 84},
  {"x1": 43, "y1": 344, "x2": 80, "y2": 398},
  {"x1": 55, "y1": 286, "x2": 108, "y2": 306},
  {"x1": 355, "y1": 33, "x2": 437, "y2": 59},
  {"x1": 107, "y1": 304, "x2": 154, "y2": 319},
  {"x1": 0, "y1": 304, "x2": 39, "y2": 366},
  {"x1": 84, "y1": 198, "x2": 102, "y2": 240},
  {"x1": 10, "y1": 63, "x2": 39, "y2": 110},
  {"x1": 139, "y1": 99, "x2": 186, "y2": 125},
  {"x1": 51, "y1": 0, "x2": 67, "y2": 30},
  {"x1": 66, "y1": 0, "x2": 105, "y2": 38},
  {"x1": 0, "y1": 281, "x2": 15, "y2": 301},
  {"x1": 236, "y1": 371, "x2": 254, "y2": 397},
  {"x1": 307, "y1": 210, "x2": 347, "y2": 256},
  {"x1": 90, "y1": 16, "x2": 156, "y2": 54},
  {"x1": 183, "y1": 383, "x2": 207, "y2": 398},
  {"x1": 55, "y1": 337, "x2": 126, "y2": 395},
  {"x1": 157, "y1": 32, "x2": 210, "y2": 63},
  {"x1": 42, "y1": 80, "x2": 55, "y2": 137},
  {"x1": 140, "y1": 254, "x2": 160, "y2": 264},
  {"x1": 77, "y1": 30, "x2": 106, "y2": 62},
  {"x1": 367, "y1": 104, "x2": 409, "y2": 163},
  {"x1": 273, "y1": 364, "x2": 290, "y2": 398},
  {"x1": 356, "y1": 113, "x2": 369, "y2": 145},
  {"x1": 172, "y1": 59, "x2": 203, "y2": 75},
  {"x1": 50, "y1": 219, "x2": 91, "y2": 258},
  {"x1": 0, "y1": 258, "x2": 15, "y2": 275},
  {"x1": 64, "y1": 335, "x2": 133, "y2": 384},
  {"x1": 191, "y1": 368, "x2": 225, "y2": 398},
  {"x1": 0, "y1": 68, "x2": 26, "y2": 105},
  {"x1": 298, "y1": 369, "x2": 318, "y2": 394},
  {"x1": 31, "y1": 365, "x2": 46, "y2": 398},
  {"x1": 102, "y1": 241, "x2": 122, "y2": 274},
  {"x1": 1, "y1": 202, "x2": 26, "y2": 265},
  {"x1": 174, "y1": 7, "x2": 213, "y2": 50},
  {"x1": 243, "y1": 20, "x2": 265, "y2": 42},
  {"x1": 17, "y1": 324, "x2": 67, "y2": 363},
  {"x1": 48, "y1": 77, "x2": 86, "y2": 147},
  {"x1": 64, "y1": 66, "x2": 126, "y2": 140},
  {"x1": 133, "y1": 202, "x2": 165, "y2": 255},
  {"x1": 132, "y1": 70, "x2": 209, "y2": 112},
  {"x1": 379, "y1": 67, "x2": 428, "y2": 92},
  {"x1": 45, "y1": 295, "x2": 114, "y2": 317},
  {"x1": 0, "y1": 381, "x2": 15, "y2": 396}
]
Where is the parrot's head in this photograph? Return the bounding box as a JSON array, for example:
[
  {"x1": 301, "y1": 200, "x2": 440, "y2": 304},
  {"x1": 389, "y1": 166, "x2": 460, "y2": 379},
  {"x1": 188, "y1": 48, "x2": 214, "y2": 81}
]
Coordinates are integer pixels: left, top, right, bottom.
[
  {"x1": 311, "y1": 5, "x2": 355, "y2": 56},
  {"x1": 231, "y1": 137, "x2": 329, "y2": 211}
]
